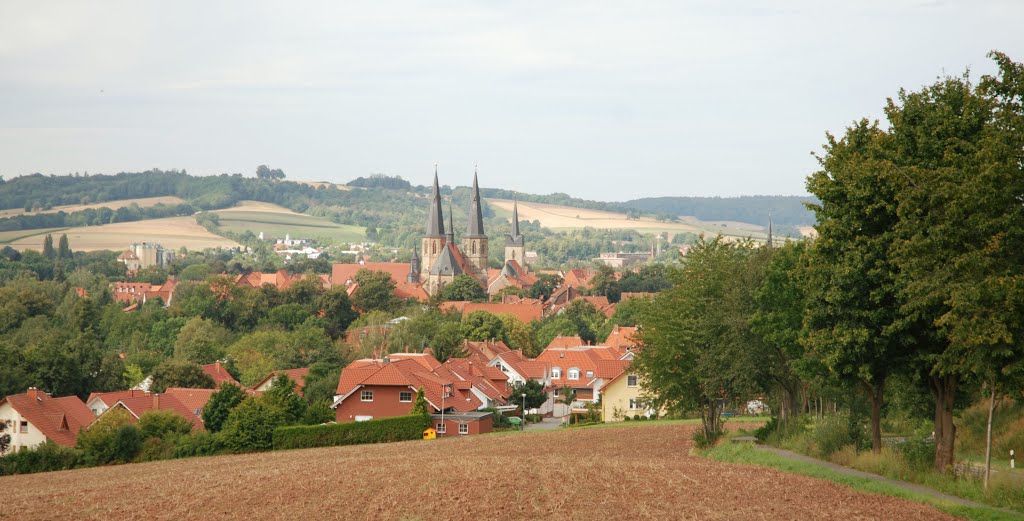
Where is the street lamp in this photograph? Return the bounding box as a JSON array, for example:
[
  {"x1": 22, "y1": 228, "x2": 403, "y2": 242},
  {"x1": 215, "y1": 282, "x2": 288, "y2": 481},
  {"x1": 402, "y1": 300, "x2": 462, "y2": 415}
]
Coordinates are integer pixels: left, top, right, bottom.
[{"x1": 521, "y1": 393, "x2": 527, "y2": 431}]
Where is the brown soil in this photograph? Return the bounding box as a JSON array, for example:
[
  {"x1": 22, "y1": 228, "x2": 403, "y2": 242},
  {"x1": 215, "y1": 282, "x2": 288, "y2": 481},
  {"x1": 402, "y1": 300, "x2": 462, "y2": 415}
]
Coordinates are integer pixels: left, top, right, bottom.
[{"x1": 0, "y1": 423, "x2": 956, "y2": 521}]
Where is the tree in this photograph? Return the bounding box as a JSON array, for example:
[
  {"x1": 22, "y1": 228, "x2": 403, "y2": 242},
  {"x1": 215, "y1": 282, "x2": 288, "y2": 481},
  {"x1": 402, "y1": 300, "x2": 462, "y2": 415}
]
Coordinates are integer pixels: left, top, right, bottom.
[
  {"x1": 0, "y1": 419, "x2": 10, "y2": 455},
  {"x1": 410, "y1": 387, "x2": 430, "y2": 418},
  {"x1": 301, "y1": 363, "x2": 342, "y2": 405},
  {"x1": 173, "y1": 317, "x2": 230, "y2": 364},
  {"x1": 149, "y1": 360, "x2": 215, "y2": 393},
  {"x1": 557, "y1": 385, "x2": 576, "y2": 425},
  {"x1": 201, "y1": 381, "x2": 247, "y2": 433},
  {"x1": 460, "y1": 311, "x2": 506, "y2": 342},
  {"x1": 508, "y1": 380, "x2": 546, "y2": 411},
  {"x1": 219, "y1": 397, "x2": 287, "y2": 452},
  {"x1": 76, "y1": 408, "x2": 143, "y2": 465},
  {"x1": 263, "y1": 374, "x2": 307, "y2": 424},
  {"x1": 57, "y1": 234, "x2": 71, "y2": 259},
  {"x1": 526, "y1": 274, "x2": 561, "y2": 300},
  {"x1": 632, "y1": 237, "x2": 762, "y2": 444},
  {"x1": 42, "y1": 234, "x2": 55, "y2": 260},
  {"x1": 315, "y1": 288, "x2": 358, "y2": 340},
  {"x1": 430, "y1": 322, "x2": 466, "y2": 363},
  {"x1": 803, "y1": 119, "x2": 911, "y2": 454},
  {"x1": 351, "y1": 269, "x2": 398, "y2": 313},
  {"x1": 589, "y1": 264, "x2": 621, "y2": 303},
  {"x1": 137, "y1": 410, "x2": 193, "y2": 440},
  {"x1": 255, "y1": 164, "x2": 286, "y2": 181},
  {"x1": 439, "y1": 274, "x2": 487, "y2": 302}
]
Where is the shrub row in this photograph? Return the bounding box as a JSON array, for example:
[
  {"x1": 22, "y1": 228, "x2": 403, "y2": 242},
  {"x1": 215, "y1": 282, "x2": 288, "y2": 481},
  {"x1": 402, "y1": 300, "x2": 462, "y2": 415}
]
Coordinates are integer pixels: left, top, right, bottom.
[
  {"x1": 0, "y1": 442, "x2": 84, "y2": 476},
  {"x1": 273, "y1": 414, "x2": 430, "y2": 450}
]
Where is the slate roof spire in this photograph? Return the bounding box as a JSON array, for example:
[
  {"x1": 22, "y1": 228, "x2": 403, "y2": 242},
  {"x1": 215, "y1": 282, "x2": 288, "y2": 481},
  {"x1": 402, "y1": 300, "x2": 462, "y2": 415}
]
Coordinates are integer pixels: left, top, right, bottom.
[
  {"x1": 466, "y1": 166, "x2": 486, "y2": 238},
  {"x1": 425, "y1": 165, "x2": 445, "y2": 237},
  {"x1": 767, "y1": 211, "x2": 773, "y2": 249},
  {"x1": 506, "y1": 199, "x2": 525, "y2": 247},
  {"x1": 445, "y1": 199, "x2": 455, "y2": 244},
  {"x1": 408, "y1": 248, "x2": 420, "y2": 283}
]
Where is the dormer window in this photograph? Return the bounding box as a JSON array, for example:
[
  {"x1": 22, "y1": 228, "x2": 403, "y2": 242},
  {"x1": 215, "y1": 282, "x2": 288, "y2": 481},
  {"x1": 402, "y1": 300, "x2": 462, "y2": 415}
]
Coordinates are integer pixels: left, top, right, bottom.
[
  {"x1": 567, "y1": 368, "x2": 580, "y2": 380},
  {"x1": 551, "y1": 367, "x2": 562, "y2": 379}
]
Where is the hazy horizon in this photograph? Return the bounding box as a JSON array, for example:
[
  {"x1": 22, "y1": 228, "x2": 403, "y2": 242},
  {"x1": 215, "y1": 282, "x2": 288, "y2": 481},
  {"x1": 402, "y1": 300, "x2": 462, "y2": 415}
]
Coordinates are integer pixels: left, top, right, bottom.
[{"x1": 2, "y1": 1, "x2": 1022, "y2": 200}]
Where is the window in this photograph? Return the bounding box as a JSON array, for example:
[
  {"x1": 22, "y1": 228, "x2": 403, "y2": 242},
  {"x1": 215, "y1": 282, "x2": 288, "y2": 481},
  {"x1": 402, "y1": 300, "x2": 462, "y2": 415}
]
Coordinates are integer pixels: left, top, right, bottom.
[
  {"x1": 436, "y1": 423, "x2": 446, "y2": 434},
  {"x1": 627, "y1": 375, "x2": 638, "y2": 387},
  {"x1": 361, "y1": 390, "x2": 374, "y2": 402},
  {"x1": 551, "y1": 367, "x2": 562, "y2": 379},
  {"x1": 20, "y1": 420, "x2": 29, "y2": 433},
  {"x1": 399, "y1": 391, "x2": 412, "y2": 402},
  {"x1": 567, "y1": 368, "x2": 580, "y2": 380},
  {"x1": 585, "y1": 370, "x2": 594, "y2": 379},
  {"x1": 552, "y1": 388, "x2": 560, "y2": 397},
  {"x1": 629, "y1": 398, "x2": 640, "y2": 410},
  {"x1": 459, "y1": 423, "x2": 469, "y2": 435}
]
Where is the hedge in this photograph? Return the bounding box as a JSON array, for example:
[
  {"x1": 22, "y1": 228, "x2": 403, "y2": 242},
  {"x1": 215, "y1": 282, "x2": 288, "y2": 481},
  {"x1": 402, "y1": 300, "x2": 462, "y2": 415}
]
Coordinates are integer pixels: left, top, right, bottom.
[
  {"x1": 0, "y1": 442, "x2": 84, "y2": 476},
  {"x1": 273, "y1": 414, "x2": 430, "y2": 450}
]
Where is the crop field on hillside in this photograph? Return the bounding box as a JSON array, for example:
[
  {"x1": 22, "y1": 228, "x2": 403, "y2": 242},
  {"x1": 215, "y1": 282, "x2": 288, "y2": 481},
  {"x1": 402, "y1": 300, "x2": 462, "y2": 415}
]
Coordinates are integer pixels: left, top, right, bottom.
[
  {"x1": 211, "y1": 202, "x2": 364, "y2": 243},
  {"x1": 0, "y1": 196, "x2": 186, "y2": 219},
  {"x1": 0, "y1": 423, "x2": 955, "y2": 520},
  {"x1": 487, "y1": 199, "x2": 769, "y2": 241},
  {"x1": 1, "y1": 216, "x2": 238, "y2": 252}
]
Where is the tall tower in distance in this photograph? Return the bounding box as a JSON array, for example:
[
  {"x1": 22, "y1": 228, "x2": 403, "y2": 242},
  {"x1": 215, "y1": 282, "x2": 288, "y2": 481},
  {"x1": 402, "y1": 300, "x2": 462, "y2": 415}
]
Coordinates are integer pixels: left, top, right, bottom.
[
  {"x1": 421, "y1": 167, "x2": 446, "y2": 279},
  {"x1": 505, "y1": 200, "x2": 525, "y2": 265},
  {"x1": 462, "y1": 168, "x2": 489, "y2": 285}
]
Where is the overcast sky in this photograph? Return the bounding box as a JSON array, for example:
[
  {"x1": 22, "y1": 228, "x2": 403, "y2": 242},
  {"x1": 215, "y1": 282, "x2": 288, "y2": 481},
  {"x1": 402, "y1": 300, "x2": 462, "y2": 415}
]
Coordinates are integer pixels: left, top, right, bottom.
[{"x1": 1, "y1": 1, "x2": 1022, "y2": 201}]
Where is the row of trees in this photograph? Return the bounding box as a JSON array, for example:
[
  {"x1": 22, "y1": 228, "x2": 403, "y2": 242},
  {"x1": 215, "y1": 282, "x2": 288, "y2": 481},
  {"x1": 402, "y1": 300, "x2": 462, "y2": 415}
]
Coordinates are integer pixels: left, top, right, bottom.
[{"x1": 634, "y1": 52, "x2": 1024, "y2": 472}]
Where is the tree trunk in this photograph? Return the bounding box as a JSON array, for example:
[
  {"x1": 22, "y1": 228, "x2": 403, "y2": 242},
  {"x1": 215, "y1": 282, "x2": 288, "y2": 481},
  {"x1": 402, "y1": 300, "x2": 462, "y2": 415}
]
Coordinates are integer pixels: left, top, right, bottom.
[
  {"x1": 863, "y1": 378, "x2": 885, "y2": 453},
  {"x1": 930, "y1": 373, "x2": 958, "y2": 472},
  {"x1": 780, "y1": 386, "x2": 797, "y2": 424},
  {"x1": 984, "y1": 383, "x2": 997, "y2": 490}
]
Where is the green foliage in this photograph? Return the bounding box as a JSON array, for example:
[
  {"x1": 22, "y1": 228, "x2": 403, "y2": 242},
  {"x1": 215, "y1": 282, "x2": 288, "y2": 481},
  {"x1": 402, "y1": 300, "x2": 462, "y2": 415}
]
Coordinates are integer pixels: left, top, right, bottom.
[
  {"x1": 173, "y1": 317, "x2": 231, "y2": 364},
  {"x1": 201, "y1": 381, "x2": 247, "y2": 433},
  {"x1": 0, "y1": 442, "x2": 84, "y2": 476},
  {"x1": 149, "y1": 359, "x2": 215, "y2": 393},
  {"x1": 76, "y1": 408, "x2": 143, "y2": 465},
  {"x1": 460, "y1": 310, "x2": 506, "y2": 342},
  {"x1": 301, "y1": 363, "x2": 343, "y2": 405},
  {"x1": 440, "y1": 274, "x2": 487, "y2": 302},
  {"x1": 272, "y1": 414, "x2": 430, "y2": 450},
  {"x1": 301, "y1": 400, "x2": 335, "y2": 425},
  {"x1": 430, "y1": 322, "x2": 466, "y2": 363},
  {"x1": 410, "y1": 387, "x2": 430, "y2": 418},
  {"x1": 137, "y1": 410, "x2": 194, "y2": 440},
  {"x1": 263, "y1": 374, "x2": 307, "y2": 424},
  {"x1": 351, "y1": 269, "x2": 398, "y2": 313},
  {"x1": 172, "y1": 431, "x2": 225, "y2": 458},
  {"x1": 508, "y1": 379, "x2": 547, "y2": 410},
  {"x1": 219, "y1": 397, "x2": 288, "y2": 453}
]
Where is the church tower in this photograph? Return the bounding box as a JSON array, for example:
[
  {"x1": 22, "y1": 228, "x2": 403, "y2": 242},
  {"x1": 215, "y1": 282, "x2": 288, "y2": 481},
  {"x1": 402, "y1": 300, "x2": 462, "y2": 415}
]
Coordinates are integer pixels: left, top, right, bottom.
[
  {"x1": 421, "y1": 167, "x2": 446, "y2": 279},
  {"x1": 461, "y1": 168, "x2": 489, "y2": 285},
  {"x1": 505, "y1": 200, "x2": 525, "y2": 265}
]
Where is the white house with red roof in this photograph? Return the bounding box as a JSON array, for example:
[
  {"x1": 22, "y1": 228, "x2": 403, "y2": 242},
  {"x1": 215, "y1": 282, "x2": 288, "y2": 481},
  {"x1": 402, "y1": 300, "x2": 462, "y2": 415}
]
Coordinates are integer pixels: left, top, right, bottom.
[
  {"x1": 0, "y1": 388, "x2": 95, "y2": 450},
  {"x1": 253, "y1": 367, "x2": 310, "y2": 395},
  {"x1": 86, "y1": 389, "x2": 151, "y2": 415}
]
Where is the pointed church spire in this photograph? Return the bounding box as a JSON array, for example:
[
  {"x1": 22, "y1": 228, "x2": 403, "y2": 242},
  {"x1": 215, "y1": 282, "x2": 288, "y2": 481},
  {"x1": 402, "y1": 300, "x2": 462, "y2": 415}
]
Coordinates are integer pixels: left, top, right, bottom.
[
  {"x1": 511, "y1": 199, "x2": 521, "y2": 237},
  {"x1": 767, "y1": 211, "x2": 774, "y2": 249},
  {"x1": 445, "y1": 199, "x2": 455, "y2": 244},
  {"x1": 466, "y1": 165, "x2": 486, "y2": 237},
  {"x1": 425, "y1": 165, "x2": 445, "y2": 237},
  {"x1": 408, "y1": 248, "x2": 420, "y2": 283}
]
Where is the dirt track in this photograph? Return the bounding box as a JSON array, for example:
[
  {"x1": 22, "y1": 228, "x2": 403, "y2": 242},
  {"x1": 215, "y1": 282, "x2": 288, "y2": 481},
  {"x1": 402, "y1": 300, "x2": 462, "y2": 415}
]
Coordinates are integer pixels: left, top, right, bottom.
[{"x1": 0, "y1": 423, "x2": 956, "y2": 520}]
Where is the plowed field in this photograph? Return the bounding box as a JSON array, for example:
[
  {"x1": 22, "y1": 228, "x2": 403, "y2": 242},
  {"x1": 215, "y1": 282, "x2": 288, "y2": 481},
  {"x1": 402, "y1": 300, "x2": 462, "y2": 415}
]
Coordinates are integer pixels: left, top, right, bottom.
[{"x1": 0, "y1": 423, "x2": 955, "y2": 521}]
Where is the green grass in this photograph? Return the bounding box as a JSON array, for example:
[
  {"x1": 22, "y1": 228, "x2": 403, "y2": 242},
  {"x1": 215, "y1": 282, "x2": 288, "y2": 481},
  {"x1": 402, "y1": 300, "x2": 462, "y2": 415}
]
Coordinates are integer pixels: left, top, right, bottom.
[
  {"x1": 0, "y1": 227, "x2": 69, "y2": 244},
  {"x1": 702, "y1": 441, "x2": 1022, "y2": 521},
  {"x1": 212, "y1": 211, "x2": 365, "y2": 244}
]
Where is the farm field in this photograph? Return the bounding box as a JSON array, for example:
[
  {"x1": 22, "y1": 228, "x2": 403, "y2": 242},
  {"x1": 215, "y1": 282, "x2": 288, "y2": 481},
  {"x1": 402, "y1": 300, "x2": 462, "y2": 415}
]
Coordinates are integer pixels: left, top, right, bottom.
[
  {"x1": 0, "y1": 423, "x2": 956, "y2": 521},
  {"x1": 211, "y1": 201, "x2": 364, "y2": 243},
  {"x1": 1, "y1": 216, "x2": 238, "y2": 252},
  {"x1": 0, "y1": 196, "x2": 186, "y2": 219},
  {"x1": 487, "y1": 198, "x2": 769, "y2": 241}
]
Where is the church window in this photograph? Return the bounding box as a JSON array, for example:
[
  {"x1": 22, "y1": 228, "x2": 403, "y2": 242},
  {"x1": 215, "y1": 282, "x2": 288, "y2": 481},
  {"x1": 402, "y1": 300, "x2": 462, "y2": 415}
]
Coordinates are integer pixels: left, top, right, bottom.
[
  {"x1": 432, "y1": 242, "x2": 437, "y2": 255},
  {"x1": 473, "y1": 242, "x2": 477, "y2": 254}
]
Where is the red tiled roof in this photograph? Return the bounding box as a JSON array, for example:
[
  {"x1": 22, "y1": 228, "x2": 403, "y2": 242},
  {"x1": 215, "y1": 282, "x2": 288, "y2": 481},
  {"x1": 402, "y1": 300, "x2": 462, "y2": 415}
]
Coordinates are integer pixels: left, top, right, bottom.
[
  {"x1": 536, "y1": 347, "x2": 628, "y2": 389},
  {"x1": 563, "y1": 268, "x2": 594, "y2": 288},
  {"x1": 164, "y1": 388, "x2": 216, "y2": 418},
  {"x1": 202, "y1": 361, "x2": 239, "y2": 387},
  {"x1": 603, "y1": 326, "x2": 640, "y2": 350},
  {"x1": 332, "y1": 263, "x2": 427, "y2": 301},
  {"x1": 546, "y1": 335, "x2": 586, "y2": 349},
  {"x1": 335, "y1": 357, "x2": 482, "y2": 413},
  {"x1": 109, "y1": 393, "x2": 204, "y2": 432},
  {"x1": 1, "y1": 390, "x2": 94, "y2": 448},
  {"x1": 254, "y1": 368, "x2": 310, "y2": 395},
  {"x1": 86, "y1": 390, "x2": 150, "y2": 410},
  {"x1": 439, "y1": 301, "x2": 544, "y2": 324}
]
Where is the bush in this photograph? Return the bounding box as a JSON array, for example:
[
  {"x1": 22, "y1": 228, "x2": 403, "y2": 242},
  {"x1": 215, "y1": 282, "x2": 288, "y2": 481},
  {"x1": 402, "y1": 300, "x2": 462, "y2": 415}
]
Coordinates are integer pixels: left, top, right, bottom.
[
  {"x1": 0, "y1": 442, "x2": 84, "y2": 475},
  {"x1": 692, "y1": 430, "x2": 719, "y2": 449},
  {"x1": 525, "y1": 414, "x2": 543, "y2": 423},
  {"x1": 273, "y1": 414, "x2": 430, "y2": 450},
  {"x1": 202, "y1": 382, "x2": 247, "y2": 433},
  {"x1": 173, "y1": 431, "x2": 225, "y2": 458},
  {"x1": 633, "y1": 414, "x2": 641, "y2": 421},
  {"x1": 623, "y1": 416, "x2": 631, "y2": 422},
  {"x1": 808, "y1": 414, "x2": 855, "y2": 459},
  {"x1": 137, "y1": 437, "x2": 176, "y2": 462},
  {"x1": 481, "y1": 407, "x2": 512, "y2": 428},
  {"x1": 754, "y1": 416, "x2": 779, "y2": 442},
  {"x1": 138, "y1": 410, "x2": 194, "y2": 440},
  {"x1": 220, "y1": 398, "x2": 288, "y2": 453},
  {"x1": 77, "y1": 409, "x2": 144, "y2": 465}
]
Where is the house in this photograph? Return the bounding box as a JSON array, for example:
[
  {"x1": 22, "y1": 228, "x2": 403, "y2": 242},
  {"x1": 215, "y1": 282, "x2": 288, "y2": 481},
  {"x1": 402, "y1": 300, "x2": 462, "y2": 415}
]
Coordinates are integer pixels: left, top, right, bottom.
[
  {"x1": 202, "y1": 361, "x2": 240, "y2": 387},
  {"x1": 536, "y1": 346, "x2": 630, "y2": 418},
  {"x1": 234, "y1": 270, "x2": 330, "y2": 291},
  {"x1": 253, "y1": 368, "x2": 310, "y2": 395},
  {"x1": 602, "y1": 325, "x2": 640, "y2": 352},
  {"x1": 331, "y1": 354, "x2": 493, "y2": 435},
  {"x1": 439, "y1": 301, "x2": 544, "y2": 324},
  {"x1": 600, "y1": 369, "x2": 661, "y2": 421},
  {"x1": 0, "y1": 388, "x2": 95, "y2": 450},
  {"x1": 86, "y1": 389, "x2": 151, "y2": 415},
  {"x1": 100, "y1": 392, "x2": 205, "y2": 432},
  {"x1": 111, "y1": 278, "x2": 177, "y2": 307},
  {"x1": 331, "y1": 261, "x2": 429, "y2": 301},
  {"x1": 562, "y1": 268, "x2": 595, "y2": 290},
  {"x1": 487, "y1": 259, "x2": 538, "y2": 297},
  {"x1": 546, "y1": 335, "x2": 586, "y2": 349}
]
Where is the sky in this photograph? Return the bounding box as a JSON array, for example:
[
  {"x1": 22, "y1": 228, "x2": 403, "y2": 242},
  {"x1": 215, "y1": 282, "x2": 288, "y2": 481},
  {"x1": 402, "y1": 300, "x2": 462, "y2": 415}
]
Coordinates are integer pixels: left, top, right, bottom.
[{"x1": 1, "y1": 1, "x2": 1022, "y2": 201}]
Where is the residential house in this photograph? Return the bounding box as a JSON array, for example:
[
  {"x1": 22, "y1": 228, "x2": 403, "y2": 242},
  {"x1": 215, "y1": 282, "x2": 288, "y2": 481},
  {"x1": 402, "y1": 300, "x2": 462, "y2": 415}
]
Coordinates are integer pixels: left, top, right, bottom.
[
  {"x1": 253, "y1": 368, "x2": 310, "y2": 395},
  {"x1": 202, "y1": 361, "x2": 240, "y2": 387},
  {"x1": 331, "y1": 262, "x2": 429, "y2": 301},
  {"x1": 111, "y1": 278, "x2": 177, "y2": 307},
  {"x1": 86, "y1": 390, "x2": 151, "y2": 415},
  {"x1": 100, "y1": 392, "x2": 206, "y2": 432},
  {"x1": 536, "y1": 346, "x2": 630, "y2": 418},
  {"x1": 603, "y1": 325, "x2": 640, "y2": 352},
  {"x1": 600, "y1": 369, "x2": 662, "y2": 421},
  {"x1": 439, "y1": 301, "x2": 544, "y2": 324},
  {"x1": 0, "y1": 388, "x2": 95, "y2": 450},
  {"x1": 234, "y1": 270, "x2": 330, "y2": 291}
]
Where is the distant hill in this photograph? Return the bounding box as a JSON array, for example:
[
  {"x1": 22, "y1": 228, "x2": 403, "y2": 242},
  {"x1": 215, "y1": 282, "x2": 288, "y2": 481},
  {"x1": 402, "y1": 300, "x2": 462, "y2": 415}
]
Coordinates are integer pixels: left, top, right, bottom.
[{"x1": 623, "y1": 196, "x2": 817, "y2": 226}]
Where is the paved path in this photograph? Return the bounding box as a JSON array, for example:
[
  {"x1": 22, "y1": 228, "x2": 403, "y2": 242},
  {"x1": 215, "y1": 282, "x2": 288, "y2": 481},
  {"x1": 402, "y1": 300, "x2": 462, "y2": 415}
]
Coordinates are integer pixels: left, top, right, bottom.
[
  {"x1": 524, "y1": 417, "x2": 563, "y2": 431},
  {"x1": 755, "y1": 445, "x2": 1017, "y2": 513}
]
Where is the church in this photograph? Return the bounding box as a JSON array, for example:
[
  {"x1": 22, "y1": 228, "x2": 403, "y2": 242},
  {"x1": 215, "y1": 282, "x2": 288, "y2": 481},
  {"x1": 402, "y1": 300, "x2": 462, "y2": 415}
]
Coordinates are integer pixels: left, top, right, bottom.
[{"x1": 410, "y1": 169, "x2": 529, "y2": 297}]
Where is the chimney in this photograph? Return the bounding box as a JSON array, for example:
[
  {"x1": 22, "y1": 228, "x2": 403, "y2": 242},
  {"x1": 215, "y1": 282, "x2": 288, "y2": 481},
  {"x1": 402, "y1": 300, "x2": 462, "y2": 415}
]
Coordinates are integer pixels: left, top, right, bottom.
[
  {"x1": 215, "y1": 360, "x2": 222, "y2": 374},
  {"x1": 27, "y1": 387, "x2": 38, "y2": 400},
  {"x1": 153, "y1": 393, "x2": 160, "y2": 409}
]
